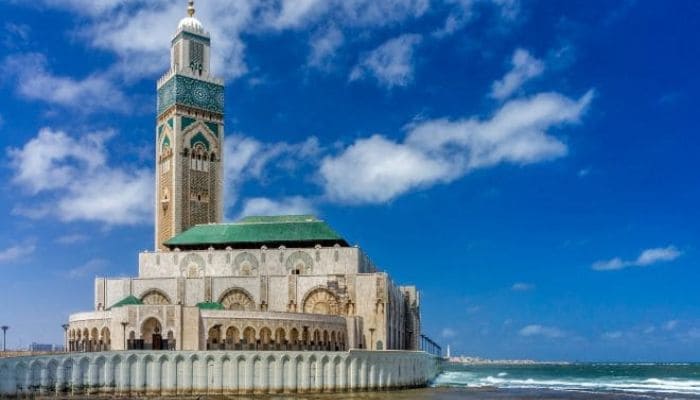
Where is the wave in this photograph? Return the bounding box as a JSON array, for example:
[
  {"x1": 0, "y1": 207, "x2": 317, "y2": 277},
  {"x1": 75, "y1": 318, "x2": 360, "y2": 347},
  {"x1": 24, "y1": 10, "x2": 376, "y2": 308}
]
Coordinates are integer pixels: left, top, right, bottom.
[{"x1": 433, "y1": 371, "x2": 700, "y2": 395}]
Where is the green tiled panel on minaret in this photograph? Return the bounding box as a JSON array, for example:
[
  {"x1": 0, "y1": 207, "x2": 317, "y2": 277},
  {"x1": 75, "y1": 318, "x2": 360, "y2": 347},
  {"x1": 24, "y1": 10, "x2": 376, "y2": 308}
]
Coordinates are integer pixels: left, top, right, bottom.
[{"x1": 157, "y1": 74, "x2": 224, "y2": 116}]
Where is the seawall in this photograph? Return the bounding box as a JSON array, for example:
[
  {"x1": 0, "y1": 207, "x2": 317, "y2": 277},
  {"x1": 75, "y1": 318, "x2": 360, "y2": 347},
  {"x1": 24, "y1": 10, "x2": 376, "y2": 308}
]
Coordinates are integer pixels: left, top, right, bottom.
[{"x1": 0, "y1": 350, "x2": 439, "y2": 397}]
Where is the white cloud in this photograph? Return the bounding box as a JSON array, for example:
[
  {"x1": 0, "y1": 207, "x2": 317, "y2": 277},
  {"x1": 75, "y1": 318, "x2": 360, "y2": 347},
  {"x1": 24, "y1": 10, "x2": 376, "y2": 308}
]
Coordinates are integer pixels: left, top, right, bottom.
[
  {"x1": 637, "y1": 247, "x2": 682, "y2": 266},
  {"x1": 321, "y1": 90, "x2": 593, "y2": 204},
  {"x1": 262, "y1": 0, "x2": 328, "y2": 29},
  {"x1": 491, "y1": 49, "x2": 544, "y2": 100},
  {"x1": 441, "y1": 328, "x2": 457, "y2": 339},
  {"x1": 1, "y1": 53, "x2": 129, "y2": 113},
  {"x1": 55, "y1": 234, "x2": 90, "y2": 245},
  {"x1": 34, "y1": 0, "x2": 431, "y2": 83},
  {"x1": 65, "y1": 258, "x2": 108, "y2": 279},
  {"x1": 321, "y1": 134, "x2": 453, "y2": 204},
  {"x1": 223, "y1": 134, "x2": 321, "y2": 211},
  {"x1": 434, "y1": 0, "x2": 519, "y2": 37},
  {"x1": 663, "y1": 320, "x2": 679, "y2": 331},
  {"x1": 592, "y1": 246, "x2": 682, "y2": 271},
  {"x1": 238, "y1": 196, "x2": 315, "y2": 219},
  {"x1": 350, "y1": 34, "x2": 422, "y2": 88},
  {"x1": 0, "y1": 244, "x2": 36, "y2": 264},
  {"x1": 8, "y1": 128, "x2": 152, "y2": 226},
  {"x1": 511, "y1": 282, "x2": 534, "y2": 291},
  {"x1": 519, "y1": 324, "x2": 566, "y2": 338},
  {"x1": 602, "y1": 331, "x2": 623, "y2": 340},
  {"x1": 307, "y1": 25, "x2": 344, "y2": 69}
]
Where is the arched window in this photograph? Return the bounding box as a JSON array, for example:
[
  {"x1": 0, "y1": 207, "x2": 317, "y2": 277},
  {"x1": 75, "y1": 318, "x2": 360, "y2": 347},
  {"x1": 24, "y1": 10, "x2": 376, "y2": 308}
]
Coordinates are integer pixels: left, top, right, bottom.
[
  {"x1": 141, "y1": 290, "x2": 171, "y2": 305},
  {"x1": 219, "y1": 288, "x2": 256, "y2": 311},
  {"x1": 302, "y1": 288, "x2": 339, "y2": 315}
]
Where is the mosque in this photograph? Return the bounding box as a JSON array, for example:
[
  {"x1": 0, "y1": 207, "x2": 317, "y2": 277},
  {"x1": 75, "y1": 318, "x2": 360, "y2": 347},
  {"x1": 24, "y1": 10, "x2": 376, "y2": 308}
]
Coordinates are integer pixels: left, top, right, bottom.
[{"x1": 65, "y1": 0, "x2": 422, "y2": 358}]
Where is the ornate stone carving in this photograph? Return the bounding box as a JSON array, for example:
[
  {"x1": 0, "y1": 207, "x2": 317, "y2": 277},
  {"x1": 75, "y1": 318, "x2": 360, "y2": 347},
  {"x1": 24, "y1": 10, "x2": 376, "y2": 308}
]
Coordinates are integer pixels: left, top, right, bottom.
[
  {"x1": 285, "y1": 251, "x2": 314, "y2": 274},
  {"x1": 303, "y1": 288, "x2": 339, "y2": 315},
  {"x1": 141, "y1": 290, "x2": 171, "y2": 305},
  {"x1": 219, "y1": 288, "x2": 256, "y2": 311},
  {"x1": 179, "y1": 253, "x2": 205, "y2": 278},
  {"x1": 233, "y1": 252, "x2": 259, "y2": 276}
]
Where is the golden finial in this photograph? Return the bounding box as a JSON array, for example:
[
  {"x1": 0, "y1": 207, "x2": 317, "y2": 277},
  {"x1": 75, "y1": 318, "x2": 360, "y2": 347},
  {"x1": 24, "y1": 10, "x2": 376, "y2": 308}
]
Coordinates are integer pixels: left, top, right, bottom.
[{"x1": 187, "y1": 0, "x2": 195, "y2": 17}]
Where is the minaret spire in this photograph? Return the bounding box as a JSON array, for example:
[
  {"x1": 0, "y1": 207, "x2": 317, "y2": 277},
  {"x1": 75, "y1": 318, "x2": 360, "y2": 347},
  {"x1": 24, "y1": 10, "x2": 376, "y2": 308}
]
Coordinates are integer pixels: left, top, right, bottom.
[{"x1": 187, "y1": 0, "x2": 195, "y2": 17}]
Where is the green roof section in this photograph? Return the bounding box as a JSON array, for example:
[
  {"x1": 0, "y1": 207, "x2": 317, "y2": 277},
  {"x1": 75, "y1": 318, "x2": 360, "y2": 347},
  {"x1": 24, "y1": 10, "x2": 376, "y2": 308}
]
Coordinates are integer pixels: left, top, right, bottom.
[
  {"x1": 197, "y1": 302, "x2": 225, "y2": 310},
  {"x1": 108, "y1": 295, "x2": 143, "y2": 310},
  {"x1": 164, "y1": 215, "x2": 348, "y2": 249}
]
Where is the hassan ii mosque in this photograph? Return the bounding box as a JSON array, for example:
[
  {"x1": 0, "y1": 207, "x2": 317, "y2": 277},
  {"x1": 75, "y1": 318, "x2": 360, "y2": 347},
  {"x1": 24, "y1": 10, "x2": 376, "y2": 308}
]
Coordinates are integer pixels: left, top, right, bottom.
[
  {"x1": 0, "y1": 2, "x2": 439, "y2": 396},
  {"x1": 65, "y1": 1, "x2": 424, "y2": 358}
]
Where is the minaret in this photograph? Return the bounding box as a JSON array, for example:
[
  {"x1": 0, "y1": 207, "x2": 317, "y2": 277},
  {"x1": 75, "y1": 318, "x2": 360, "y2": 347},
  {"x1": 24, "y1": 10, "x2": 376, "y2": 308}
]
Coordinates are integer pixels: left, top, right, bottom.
[{"x1": 155, "y1": 0, "x2": 224, "y2": 249}]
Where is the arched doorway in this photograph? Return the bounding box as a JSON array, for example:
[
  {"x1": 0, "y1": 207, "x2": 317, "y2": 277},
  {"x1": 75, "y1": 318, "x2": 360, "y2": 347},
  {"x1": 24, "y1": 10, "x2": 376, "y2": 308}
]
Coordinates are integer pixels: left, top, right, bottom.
[
  {"x1": 302, "y1": 288, "x2": 339, "y2": 315},
  {"x1": 141, "y1": 318, "x2": 164, "y2": 350}
]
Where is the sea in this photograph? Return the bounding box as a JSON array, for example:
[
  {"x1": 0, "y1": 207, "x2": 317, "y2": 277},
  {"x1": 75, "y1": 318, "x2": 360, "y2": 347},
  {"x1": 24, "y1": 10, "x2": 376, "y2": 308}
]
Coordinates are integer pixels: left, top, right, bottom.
[
  {"x1": 429, "y1": 362, "x2": 700, "y2": 399},
  {"x1": 234, "y1": 363, "x2": 700, "y2": 400}
]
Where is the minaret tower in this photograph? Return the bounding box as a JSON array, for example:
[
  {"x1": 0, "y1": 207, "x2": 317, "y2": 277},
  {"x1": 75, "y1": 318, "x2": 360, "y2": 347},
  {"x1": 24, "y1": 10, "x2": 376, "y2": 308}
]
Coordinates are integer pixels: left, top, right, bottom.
[{"x1": 155, "y1": 0, "x2": 224, "y2": 249}]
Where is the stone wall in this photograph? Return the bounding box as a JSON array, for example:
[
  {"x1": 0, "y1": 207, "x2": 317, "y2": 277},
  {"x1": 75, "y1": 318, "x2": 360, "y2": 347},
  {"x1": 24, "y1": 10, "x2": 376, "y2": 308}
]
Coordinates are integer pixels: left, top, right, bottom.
[
  {"x1": 137, "y1": 247, "x2": 374, "y2": 278},
  {"x1": 0, "y1": 350, "x2": 439, "y2": 397}
]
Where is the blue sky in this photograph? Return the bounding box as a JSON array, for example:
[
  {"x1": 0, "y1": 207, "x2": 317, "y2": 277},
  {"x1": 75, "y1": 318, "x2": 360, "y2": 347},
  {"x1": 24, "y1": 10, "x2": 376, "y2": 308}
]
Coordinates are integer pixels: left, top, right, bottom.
[{"x1": 0, "y1": 0, "x2": 698, "y2": 361}]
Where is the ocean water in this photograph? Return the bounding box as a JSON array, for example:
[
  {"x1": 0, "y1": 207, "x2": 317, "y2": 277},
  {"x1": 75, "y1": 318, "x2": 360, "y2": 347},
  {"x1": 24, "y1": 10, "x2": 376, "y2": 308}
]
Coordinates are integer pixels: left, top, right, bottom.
[
  {"x1": 431, "y1": 362, "x2": 700, "y2": 399},
  {"x1": 137, "y1": 363, "x2": 700, "y2": 399}
]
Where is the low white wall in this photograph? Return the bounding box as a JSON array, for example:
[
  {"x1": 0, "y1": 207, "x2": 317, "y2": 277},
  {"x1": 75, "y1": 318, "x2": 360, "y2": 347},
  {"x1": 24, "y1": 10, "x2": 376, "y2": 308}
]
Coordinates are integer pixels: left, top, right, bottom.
[{"x1": 0, "y1": 350, "x2": 439, "y2": 397}]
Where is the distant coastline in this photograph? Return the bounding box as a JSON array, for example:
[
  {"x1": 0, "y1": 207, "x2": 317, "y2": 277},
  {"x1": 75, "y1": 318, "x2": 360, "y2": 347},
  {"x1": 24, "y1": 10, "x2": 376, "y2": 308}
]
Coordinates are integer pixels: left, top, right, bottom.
[{"x1": 444, "y1": 356, "x2": 568, "y2": 365}]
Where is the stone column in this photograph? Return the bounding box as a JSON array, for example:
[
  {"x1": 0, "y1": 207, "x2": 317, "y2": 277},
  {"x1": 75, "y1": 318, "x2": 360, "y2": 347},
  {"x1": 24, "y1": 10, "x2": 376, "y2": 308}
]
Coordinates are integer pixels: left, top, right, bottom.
[
  {"x1": 119, "y1": 359, "x2": 129, "y2": 396},
  {"x1": 212, "y1": 358, "x2": 223, "y2": 394},
  {"x1": 182, "y1": 358, "x2": 192, "y2": 395},
  {"x1": 134, "y1": 359, "x2": 145, "y2": 396},
  {"x1": 71, "y1": 360, "x2": 81, "y2": 396},
  {"x1": 273, "y1": 357, "x2": 283, "y2": 393},
  {"x1": 39, "y1": 365, "x2": 49, "y2": 395},
  {"x1": 300, "y1": 359, "x2": 309, "y2": 392},
  {"x1": 87, "y1": 360, "x2": 98, "y2": 394},
  {"x1": 55, "y1": 364, "x2": 65, "y2": 394},
  {"x1": 287, "y1": 357, "x2": 297, "y2": 393},
  {"x1": 165, "y1": 358, "x2": 177, "y2": 395},
  {"x1": 104, "y1": 358, "x2": 113, "y2": 395},
  {"x1": 243, "y1": 357, "x2": 253, "y2": 394}
]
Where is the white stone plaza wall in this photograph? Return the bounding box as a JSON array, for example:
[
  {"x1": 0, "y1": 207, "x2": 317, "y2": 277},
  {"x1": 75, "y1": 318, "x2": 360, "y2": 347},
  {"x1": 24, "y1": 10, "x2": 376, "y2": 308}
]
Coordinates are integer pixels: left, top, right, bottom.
[{"x1": 0, "y1": 350, "x2": 439, "y2": 397}]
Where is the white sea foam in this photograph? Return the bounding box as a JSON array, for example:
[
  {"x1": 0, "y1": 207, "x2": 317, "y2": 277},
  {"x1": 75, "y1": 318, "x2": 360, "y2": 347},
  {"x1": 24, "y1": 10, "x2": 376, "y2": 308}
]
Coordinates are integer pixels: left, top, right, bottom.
[{"x1": 433, "y1": 371, "x2": 700, "y2": 395}]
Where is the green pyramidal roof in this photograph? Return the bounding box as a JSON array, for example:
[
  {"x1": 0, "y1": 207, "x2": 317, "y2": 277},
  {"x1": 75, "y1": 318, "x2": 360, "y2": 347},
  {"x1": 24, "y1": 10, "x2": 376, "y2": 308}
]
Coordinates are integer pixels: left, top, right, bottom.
[
  {"x1": 164, "y1": 215, "x2": 348, "y2": 249},
  {"x1": 108, "y1": 295, "x2": 143, "y2": 310}
]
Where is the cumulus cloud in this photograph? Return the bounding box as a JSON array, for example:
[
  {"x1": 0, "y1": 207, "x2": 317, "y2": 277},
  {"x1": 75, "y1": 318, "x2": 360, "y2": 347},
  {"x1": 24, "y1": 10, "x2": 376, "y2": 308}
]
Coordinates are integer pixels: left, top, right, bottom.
[
  {"x1": 0, "y1": 244, "x2": 36, "y2": 264},
  {"x1": 511, "y1": 282, "x2": 534, "y2": 291},
  {"x1": 8, "y1": 128, "x2": 152, "y2": 225},
  {"x1": 434, "y1": 0, "x2": 520, "y2": 37},
  {"x1": 223, "y1": 134, "x2": 321, "y2": 210},
  {"x1": 592, "y1": 246, "x2": 682, "y2": 271},
  {"x1": 307, "y1": 25, "x2": 344, "y2": 69},
  {"x1": 321, "y1": 90, "x2": 593, "y2": 204},
  {"x1": 238, "y1": 196, "x2": 316, "y2": 219},
  {"x1": 1, "y1": 53, "x2": 129, "y2": 113},
  {"x1": 491, "y1": 49, "x2": 544, "y2": 100},
  {"x1": 519, "y1": 324, "x2": 566, "y2": 338},
  {"x1": 34, "y1": 0, "x2": 431, "y2": 83},
  {"x1": 350, "y1": 34, "x2": 423, "y2": 88}
]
